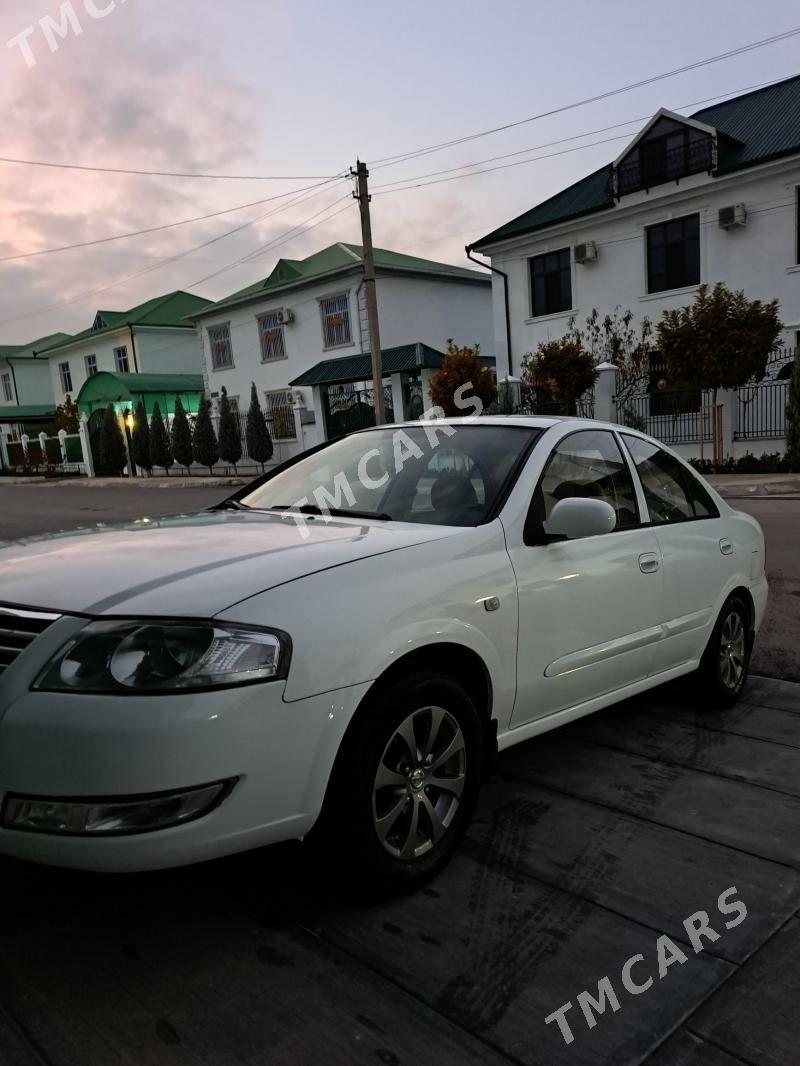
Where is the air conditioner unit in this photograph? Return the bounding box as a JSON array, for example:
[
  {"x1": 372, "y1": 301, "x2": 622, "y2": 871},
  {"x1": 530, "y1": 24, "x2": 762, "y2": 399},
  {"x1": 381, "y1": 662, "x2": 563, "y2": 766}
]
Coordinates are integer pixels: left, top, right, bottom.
[
  {"x1": 573, "y1": 240, "x2": 598, "y2": 264},
  {"x1": 276, "y1": 307, "x2": 295, "y2": 325},
  {"x1": 718, "y1": 203, "x2": 747, "y2": 229},
  {"x1": 283, "y1": 390, "x2": 296, "y2": 407},
  {"x1": 292, "y1": 389, "x2": 306, "y2": 408}
]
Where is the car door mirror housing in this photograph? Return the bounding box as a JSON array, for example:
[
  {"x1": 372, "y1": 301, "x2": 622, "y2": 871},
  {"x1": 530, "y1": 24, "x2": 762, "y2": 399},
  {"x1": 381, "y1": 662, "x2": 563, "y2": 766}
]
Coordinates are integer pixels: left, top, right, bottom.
[{"x1": 543, "y1": 497, "x2": 617, "y2": 541}]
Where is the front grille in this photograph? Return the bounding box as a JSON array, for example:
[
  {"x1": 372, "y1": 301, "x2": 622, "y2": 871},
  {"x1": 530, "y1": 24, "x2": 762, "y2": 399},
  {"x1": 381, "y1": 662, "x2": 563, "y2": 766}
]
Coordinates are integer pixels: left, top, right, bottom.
[{"x1": 0, "y1": 606, "x2": 61, "y2": 676}]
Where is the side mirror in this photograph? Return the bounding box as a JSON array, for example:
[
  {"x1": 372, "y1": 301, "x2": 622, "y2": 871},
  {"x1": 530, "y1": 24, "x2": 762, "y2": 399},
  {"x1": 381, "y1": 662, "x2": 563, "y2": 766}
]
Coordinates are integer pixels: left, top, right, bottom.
[{"x1": 544, "y1": 497, "x2": 617, "y2": 541}]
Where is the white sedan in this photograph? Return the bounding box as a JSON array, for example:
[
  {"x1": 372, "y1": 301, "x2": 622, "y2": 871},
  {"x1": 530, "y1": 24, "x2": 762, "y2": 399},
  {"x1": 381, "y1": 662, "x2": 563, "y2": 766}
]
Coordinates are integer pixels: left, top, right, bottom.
[{"x1": 0, "y1": 417, "x2": 767, "y2": 886}]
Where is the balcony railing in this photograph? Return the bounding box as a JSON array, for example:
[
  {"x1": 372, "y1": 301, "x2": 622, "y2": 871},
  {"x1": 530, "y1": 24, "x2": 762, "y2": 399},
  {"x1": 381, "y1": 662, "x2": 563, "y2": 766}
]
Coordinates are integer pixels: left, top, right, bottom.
[{"x1": 617, "y1": 137, "x2": 713, "y2": 196}]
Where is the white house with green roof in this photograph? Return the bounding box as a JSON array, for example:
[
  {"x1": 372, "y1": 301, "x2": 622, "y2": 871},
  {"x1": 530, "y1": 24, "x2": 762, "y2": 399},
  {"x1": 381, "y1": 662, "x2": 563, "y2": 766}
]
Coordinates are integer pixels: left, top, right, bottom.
[
  {"x1": 470, "y1": 75, "x2": 800, "y2": 451},
  {"x1": 34, "y1": 290, "x2": 213, "y2": 409},
  {"x1": 187, "y1": 242, "x2": 493, "y2": 456},
  {"x1": 0, "y1": 332, "x2": 73, "y2": 434}
]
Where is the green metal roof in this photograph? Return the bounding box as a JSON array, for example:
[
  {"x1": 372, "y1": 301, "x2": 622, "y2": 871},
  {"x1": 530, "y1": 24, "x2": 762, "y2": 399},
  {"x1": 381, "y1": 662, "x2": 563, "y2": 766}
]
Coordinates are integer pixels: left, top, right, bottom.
[
  {"x1": 289, "y1": 343, "x2": 494, "y2": 386},
  {"x1": 75, "y1": 371, "x2": 205, "y2": 406},
  {"x1": 190, "y1": 243, "x2": 489, "y2": 318},
  {"x1": 472, "y1": 74, "x2": 800, "y2": 250},
  {"x1": 0, "y1": 333, "x2": 72, "y2": 361},
  {"x1": 0, "y1": 404, "x2": 57, "y2": 420},
  {"x1": 35, "y1": 292, "x2": 213, "y2": 355}
]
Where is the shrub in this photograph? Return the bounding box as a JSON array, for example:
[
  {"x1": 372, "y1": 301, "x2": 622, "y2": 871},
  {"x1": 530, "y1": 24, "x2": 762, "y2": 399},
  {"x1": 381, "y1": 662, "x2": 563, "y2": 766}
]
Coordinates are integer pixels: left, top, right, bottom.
[
  {"x1": 130, "y1": 400, "x2": 152, "y2": 474},
  {"x1": 521, "y1": 339, "x2": 597, "y2": 413},
  {"x1": 171, "y1": 397, "x2": 194, "y2": 473},
  {"x1": 149, "y1": 402, "x2": 173, "y2": 474},
  {"x1": 428, "y1": 341, "x2": 497, "y2": 416},
  {"x1": 192, "y1": 396, "x2": 219, "y2": 474},
  {"x1": 246, "y1": 382, "x2": 273, "y2": 471},
  {"x1": 218, "y1": 386, "x2": 242, "y2": 470},
  {"x1": 98, "y1": 404, "x2": 127, "y2": 476}
]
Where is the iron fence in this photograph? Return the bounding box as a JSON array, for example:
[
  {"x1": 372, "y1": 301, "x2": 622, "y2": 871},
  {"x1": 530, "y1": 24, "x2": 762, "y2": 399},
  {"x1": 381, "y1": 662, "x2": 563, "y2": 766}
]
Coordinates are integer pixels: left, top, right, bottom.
[
  {"x1": 615, "y1": 393, "x2": 713, "y2": 443},
  {"x1": 735, "y1": 381, "x2": 787, "y2": 440}
]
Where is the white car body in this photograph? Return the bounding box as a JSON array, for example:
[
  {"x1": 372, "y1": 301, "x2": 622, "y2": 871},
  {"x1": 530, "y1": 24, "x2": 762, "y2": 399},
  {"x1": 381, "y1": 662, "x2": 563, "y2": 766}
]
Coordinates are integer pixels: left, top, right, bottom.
[{"x1": 0, "y1": 417, "x2": 767, "y2": 871}]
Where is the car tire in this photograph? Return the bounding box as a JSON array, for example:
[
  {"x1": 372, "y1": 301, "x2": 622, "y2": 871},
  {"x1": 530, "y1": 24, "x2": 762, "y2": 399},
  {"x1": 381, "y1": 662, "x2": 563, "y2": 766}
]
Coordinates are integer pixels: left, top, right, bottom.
[
  {"x1": 697, "y1": 593, "x2": 752, "y2": 707},
  {"x1": 308, "y1": 670, "x2": 485, "y2": 892}
]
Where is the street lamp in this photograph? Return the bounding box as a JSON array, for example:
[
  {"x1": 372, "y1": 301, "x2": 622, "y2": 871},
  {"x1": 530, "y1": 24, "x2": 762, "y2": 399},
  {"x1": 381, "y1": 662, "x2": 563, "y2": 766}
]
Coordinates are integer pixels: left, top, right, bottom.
[{"x1": 125, "y1": 411, "x2": 134, "y2": 431}]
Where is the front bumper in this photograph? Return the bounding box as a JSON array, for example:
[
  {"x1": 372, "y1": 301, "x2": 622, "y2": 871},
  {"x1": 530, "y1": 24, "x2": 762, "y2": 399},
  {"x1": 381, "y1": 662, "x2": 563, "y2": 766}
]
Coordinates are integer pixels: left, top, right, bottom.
[{"x1": 0, "y1": 671, "x2": 370, "y2": 872}]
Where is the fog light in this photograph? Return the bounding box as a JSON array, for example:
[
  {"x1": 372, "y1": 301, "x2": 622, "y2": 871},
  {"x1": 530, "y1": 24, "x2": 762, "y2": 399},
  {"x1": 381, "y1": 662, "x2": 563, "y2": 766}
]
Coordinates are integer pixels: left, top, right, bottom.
[{"x1": 1, "y1": 780, "x2": 234, "y2": 836}]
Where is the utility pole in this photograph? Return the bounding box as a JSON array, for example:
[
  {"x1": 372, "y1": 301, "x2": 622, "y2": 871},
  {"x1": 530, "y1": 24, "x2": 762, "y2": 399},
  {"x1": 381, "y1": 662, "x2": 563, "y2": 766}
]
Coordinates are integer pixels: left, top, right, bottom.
[{"x1": 352, "y1": 159, "x2": 385, "y2": 424}]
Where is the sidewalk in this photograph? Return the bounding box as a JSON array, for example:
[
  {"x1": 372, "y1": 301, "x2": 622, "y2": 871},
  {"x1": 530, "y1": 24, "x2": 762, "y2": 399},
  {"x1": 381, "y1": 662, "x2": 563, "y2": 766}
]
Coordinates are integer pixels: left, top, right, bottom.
[
  {"x1": 0, "y1": 475, "x2": 249, "y2": 488},
  {"x1": 708, "y1": 474, "x2": 800, "y2": 499}
]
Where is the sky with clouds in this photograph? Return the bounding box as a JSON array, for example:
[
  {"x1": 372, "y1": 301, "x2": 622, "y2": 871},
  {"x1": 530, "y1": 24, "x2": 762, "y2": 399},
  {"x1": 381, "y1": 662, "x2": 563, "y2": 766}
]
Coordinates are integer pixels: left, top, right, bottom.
[{"x1": 0, "y1": 0, "x2": 797, "y2": 342}]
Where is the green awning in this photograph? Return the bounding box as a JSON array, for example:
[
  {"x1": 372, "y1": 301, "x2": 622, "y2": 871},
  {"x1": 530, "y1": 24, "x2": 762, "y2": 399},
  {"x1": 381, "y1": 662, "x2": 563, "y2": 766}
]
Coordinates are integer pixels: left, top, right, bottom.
[
  {"x1": 0, "y1": 404, "x2": 57, "y2": 421},
  {"x1": 290, "y1": 343, "x2": 494, "y2": 387},
  {"x1": 76, "y1": 371, "x2": 205, "y2": 406}
]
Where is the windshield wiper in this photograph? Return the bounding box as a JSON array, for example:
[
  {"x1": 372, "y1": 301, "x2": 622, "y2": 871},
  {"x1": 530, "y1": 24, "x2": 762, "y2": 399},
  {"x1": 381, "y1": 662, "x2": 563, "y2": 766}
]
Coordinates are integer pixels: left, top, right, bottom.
[
  {"x1": 264, "y1": 504, "x2": 392, "y2": 521},
  {"x1": 215, "y1": 499, "x2": 250, "y2": 511}
]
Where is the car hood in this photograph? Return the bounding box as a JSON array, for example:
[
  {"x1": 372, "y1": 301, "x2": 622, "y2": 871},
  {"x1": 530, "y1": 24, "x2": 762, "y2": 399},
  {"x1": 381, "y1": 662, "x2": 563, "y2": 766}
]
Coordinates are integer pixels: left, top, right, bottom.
[{"x1": 0, "y1": 511, "x2": 461, "y2": 617}]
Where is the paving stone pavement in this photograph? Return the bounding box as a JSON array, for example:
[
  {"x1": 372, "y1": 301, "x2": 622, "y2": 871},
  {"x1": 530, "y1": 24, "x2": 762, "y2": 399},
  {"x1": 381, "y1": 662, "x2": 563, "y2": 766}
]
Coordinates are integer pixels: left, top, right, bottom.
[{"x1": 0, "y1": 674, "x2": 798, "y2": 1065}]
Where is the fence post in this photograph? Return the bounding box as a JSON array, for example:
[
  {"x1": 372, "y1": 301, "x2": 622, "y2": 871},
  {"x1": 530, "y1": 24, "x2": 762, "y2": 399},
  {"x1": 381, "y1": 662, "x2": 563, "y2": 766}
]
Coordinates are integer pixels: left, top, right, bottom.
[
  {"x1": 57, "y1": 428, "x2": 67, "y2": 462},
  {"x1": 20, "y1": 433, "x2": 29, "y2": 456},
  {"x1": 718, "y1": 389, "x2": 735, "y2": 461},
  {"x1": 38, "y1": 431, "x2": 47, "y2": 460},
  {"x1": 78, "y1": 413, "x2": 95, "y2": 477},
  {"x1": 594, "y1": 361, "x2": 619, "y2": 423}
]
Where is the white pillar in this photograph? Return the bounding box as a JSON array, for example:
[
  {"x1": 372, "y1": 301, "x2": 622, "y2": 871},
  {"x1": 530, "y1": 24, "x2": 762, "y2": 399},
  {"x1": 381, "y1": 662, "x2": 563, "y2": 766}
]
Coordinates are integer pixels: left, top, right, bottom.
[
  {"x1": 20, "y1": 433, "x2": 29, "y2": 457},
  {"x1": 311, "y1": 386, "x2": 328, "y2": 439},
  {"x1": 0, "y1": 434, "x2": 9, "y2": 470},
  {"x1": 420, "y1": 368, "x2": 436, "y2": 410},
  {"x1": 38, "y1": 431, "x2": 48, "y2": 461},
  {"x1": 57, "y1": 428, "x2": 68, "y2": 461},
  {"x1": 718, "y1": 388, "x2": 735, "y2": 461},
  {"x1": 78, "y1": 413, "x2": 95, "y2": 477},
  {"x1": 390, "y1": 373, "x2": 405, "y2": 423},
  {"x1": 594, "y1": 361, "x2": 619, "y2": 424}
]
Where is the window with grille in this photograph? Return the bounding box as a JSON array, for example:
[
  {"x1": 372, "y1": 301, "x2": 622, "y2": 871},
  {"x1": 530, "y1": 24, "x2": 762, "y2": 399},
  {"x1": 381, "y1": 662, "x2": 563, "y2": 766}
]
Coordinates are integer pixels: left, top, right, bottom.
[
  {"x1": 320, "y1": 293, "x2": 352, "y2": 348},
  {"x1": 208, "y1": 324, "x2": 233, "y2": 370},
  {"x1": 114, "y1": 346, "x2": 130, "y2": 373},
  {"x1": 646, "y1": 214, "x2": 700, "y2": 294},
  {"x1": 257, "y1": 312, "x2": 286, "y2": 362},
  {"x1": 529, "y1": 249, "x2": 572, "y2": 317},
  {"x1": 59, "y1": 362, "x2": 73, "y2": 393},
  {"x1": 1, "y1": 373, "x2": 12, "y2": 402},
  {"x1": 85, "y1": 354, "x2": 98, "y2": 377},
  {"x1": 265, "y1": 390, "x2": 297, "y2": 440}
]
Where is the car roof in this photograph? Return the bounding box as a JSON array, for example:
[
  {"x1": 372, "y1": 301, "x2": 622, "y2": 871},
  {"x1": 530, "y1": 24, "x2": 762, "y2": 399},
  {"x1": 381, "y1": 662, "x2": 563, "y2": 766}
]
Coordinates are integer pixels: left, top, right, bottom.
[{"x1": 386, "y1": 415, "x2": 632, "y2": 433}]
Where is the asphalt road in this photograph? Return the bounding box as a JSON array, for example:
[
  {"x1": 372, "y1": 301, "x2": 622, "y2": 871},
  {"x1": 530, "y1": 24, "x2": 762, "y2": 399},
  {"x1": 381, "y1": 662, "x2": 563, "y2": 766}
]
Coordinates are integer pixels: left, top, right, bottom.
[{"x1": 1, "y1": 481, "x2": 797, "y2": 681}]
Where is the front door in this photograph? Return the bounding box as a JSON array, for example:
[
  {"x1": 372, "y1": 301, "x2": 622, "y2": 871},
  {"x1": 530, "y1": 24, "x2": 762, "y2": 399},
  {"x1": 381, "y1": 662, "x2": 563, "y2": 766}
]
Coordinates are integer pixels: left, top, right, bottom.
[{"x1": 506, "y1": 428, "x2": 664, "y2": 727}]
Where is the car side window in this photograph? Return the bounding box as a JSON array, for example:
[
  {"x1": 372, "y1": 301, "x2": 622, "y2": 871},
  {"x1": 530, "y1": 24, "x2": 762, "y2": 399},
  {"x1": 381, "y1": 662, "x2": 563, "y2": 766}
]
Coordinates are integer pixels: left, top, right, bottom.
[
  {"x1": 529, "y1": 429, "x2": 639, "y2": 537},
  {"x1": 622, "y1": 435, "x2": 718, "y2": 524}
]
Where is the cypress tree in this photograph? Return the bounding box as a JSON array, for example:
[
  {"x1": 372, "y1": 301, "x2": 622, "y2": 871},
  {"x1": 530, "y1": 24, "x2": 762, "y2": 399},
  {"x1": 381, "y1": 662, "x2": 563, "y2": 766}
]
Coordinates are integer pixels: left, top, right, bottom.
[
  {"x1": 130, "y1": 400, "x2": 152, "y2": 475},
  {"x1": 99, "y1": 403, "x2": 128, "y2": 476},
  {"x1": 218, "y1": 386, "x2": 242, "y2": 471},
  {"x1": 149, "y1": 401, "x2": 173, "y2": 474},
  {"x1": 192, "y1": 396, "x2": 219, "y2": 474},
  {"x1": 171, "y1": 397, "x2": 194, "y2": 473},
  {"x1": 246, "y1": 382, "x2": 273, "y2": 472},
  {"x1": 786, "y1": 349, "x2": 800, "y2": 472}
]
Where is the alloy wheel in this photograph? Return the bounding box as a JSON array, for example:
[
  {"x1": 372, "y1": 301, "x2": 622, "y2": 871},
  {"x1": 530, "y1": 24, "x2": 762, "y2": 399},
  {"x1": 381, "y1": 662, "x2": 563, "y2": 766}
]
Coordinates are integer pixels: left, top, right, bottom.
[
  {"x1": 719, "y1": 608, "x2": 746, "y2": 691},
  {"x1": 371, "y1": 705, "x2": 466, "y2": 860}
]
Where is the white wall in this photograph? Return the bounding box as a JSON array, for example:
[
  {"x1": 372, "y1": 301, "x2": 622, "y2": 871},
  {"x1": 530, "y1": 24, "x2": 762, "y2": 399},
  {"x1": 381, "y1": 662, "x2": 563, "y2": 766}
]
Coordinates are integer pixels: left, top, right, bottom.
[
  {"x1": 375, "y1": 275, "x2": 493, "y2": 354},
  {"x1": 484, "y1": 157, "x2": 800, "y2": 377},
  {"x1": 44, "y1": 327, "x2": 203, "y2": 405}
]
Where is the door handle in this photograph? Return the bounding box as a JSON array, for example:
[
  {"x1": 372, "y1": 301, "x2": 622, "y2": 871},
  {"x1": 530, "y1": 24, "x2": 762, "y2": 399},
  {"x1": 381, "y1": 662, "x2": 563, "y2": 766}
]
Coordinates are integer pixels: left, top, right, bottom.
[
  {"x1": 639, "y1": 552, "x2": 660, "y2": 574},
  {"x1": 719, "y1": 538, "x2": 734, "y2": 556}
]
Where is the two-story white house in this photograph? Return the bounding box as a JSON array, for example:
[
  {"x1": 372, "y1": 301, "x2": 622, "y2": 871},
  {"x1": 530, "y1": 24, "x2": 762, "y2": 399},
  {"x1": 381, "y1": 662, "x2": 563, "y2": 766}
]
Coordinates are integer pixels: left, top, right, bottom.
[
  {"x1": 469, "y1": 76, "x2": 800, "y2": 449},
  {"x1": 34, "y1": 290, "x2": 213, "y2": 408},
  {"x1": 188, "y1": 242, "x2": 493, "y2": 458},
  {"x1": 1, "y1": 333, "x2": 73, "y2": 430}
]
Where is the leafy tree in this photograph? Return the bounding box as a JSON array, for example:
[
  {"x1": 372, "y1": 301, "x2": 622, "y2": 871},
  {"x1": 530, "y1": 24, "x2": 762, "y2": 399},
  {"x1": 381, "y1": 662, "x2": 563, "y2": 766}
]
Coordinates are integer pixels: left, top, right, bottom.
[
  {"x1": 98, "y1": 403, "x2": 127, "y2": 476},
  {"x1": 192, "y1": 396, "x2": 219, "y2": 474},
  {"x1": 130, "y1": 400, "x2": 152, "y2": 474},
  {"x1": 428, "y1": 340, "x2": 497, "y2": 416},
  {"x1": 217, "y1": 386, "x2": 242, "y2": 471},
  {"x1": 246, "y1": 382, "x2": 273, "y2": 471},
  {"x1": 785, "y1": 349, "x2": 800, "y2": 472},
  {"x1": 657, "y1": 283, "x2": 782, "y2": 406},
  {"x1": 54, "y1": 395, "x2": 80, "y2": 434},
  {"x1": 149, "y1": 402, "x2": 173, "y2": 474},
  {"x1": 566, "y1": 307, "x2": 653, "y2": 407},
  {"x1": 171, "y1": 397, "x2": 194, "y2": 473},
  {"x1": 520, "y1": 338, "x2": 597, "y2": 413}
]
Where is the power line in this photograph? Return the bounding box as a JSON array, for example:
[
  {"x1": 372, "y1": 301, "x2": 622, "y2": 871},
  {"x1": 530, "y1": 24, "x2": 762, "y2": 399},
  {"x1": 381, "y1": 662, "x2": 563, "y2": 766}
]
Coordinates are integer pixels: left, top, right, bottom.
[
  {"x1": 0, "y1": 156, "x2": 344, "y2": 182},
  {"x1": 370, "y1": 29, "x2": 800, "y2": 168},
  {"x1": 371, "y1": 74, "x2": 796, "y2": 188},
  {"x1": 0, "y1": 178, "x2": 341, "y2": 264},
  {"x1": 0, "y1": 181, "x2": 348, "y2": 327}
]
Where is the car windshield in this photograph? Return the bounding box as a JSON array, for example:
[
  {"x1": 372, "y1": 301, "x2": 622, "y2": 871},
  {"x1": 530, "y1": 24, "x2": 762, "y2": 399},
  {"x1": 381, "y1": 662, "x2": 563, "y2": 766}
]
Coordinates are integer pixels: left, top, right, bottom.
[{"x1": 240, "y1": 424, "x2": 541, "y2": 527}]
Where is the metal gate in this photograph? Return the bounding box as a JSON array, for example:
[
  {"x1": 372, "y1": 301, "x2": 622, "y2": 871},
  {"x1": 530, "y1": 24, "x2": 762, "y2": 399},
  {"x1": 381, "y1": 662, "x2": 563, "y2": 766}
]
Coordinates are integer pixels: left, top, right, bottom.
[{"x1": 323, "y1": 383, "x2": 394, "y2": 437}]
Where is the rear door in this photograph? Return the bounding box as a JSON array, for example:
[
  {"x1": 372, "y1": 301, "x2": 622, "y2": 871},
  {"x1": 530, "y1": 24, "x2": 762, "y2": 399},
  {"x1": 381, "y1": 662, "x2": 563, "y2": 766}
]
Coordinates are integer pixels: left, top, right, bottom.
[
  {"x1": 506, "y1": 428, "x2": 664, "y2": 727},
  {"x1": 620, "y1": 434, "x2": 736, "y2": 673}
]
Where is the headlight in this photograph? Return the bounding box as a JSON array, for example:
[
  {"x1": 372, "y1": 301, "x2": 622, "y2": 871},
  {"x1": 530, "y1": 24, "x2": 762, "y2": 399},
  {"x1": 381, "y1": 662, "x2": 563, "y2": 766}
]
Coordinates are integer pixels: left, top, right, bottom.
[{"x1": 33, "y1": 620, "x2": 290, "y2": 694}]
